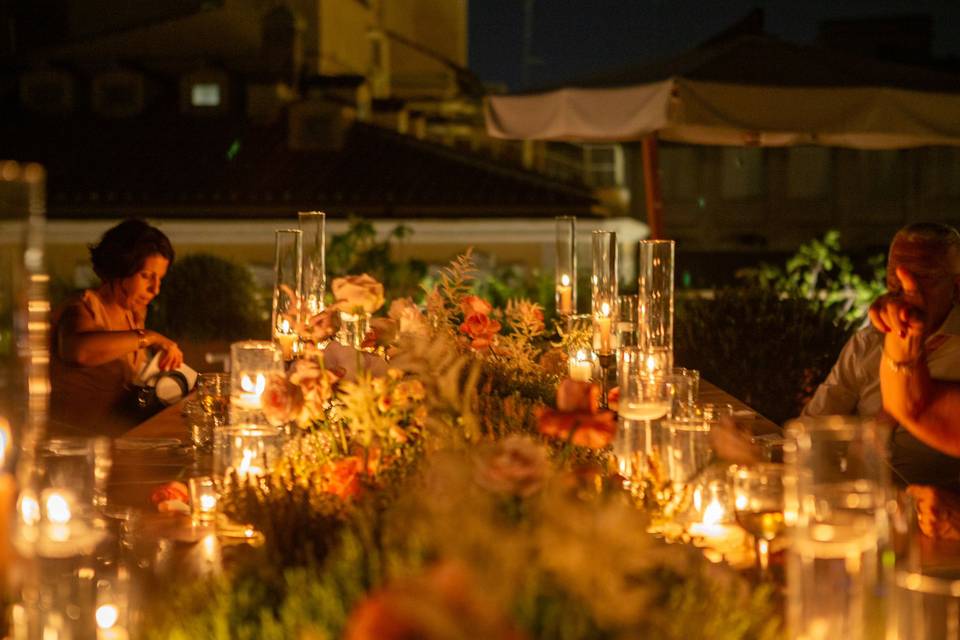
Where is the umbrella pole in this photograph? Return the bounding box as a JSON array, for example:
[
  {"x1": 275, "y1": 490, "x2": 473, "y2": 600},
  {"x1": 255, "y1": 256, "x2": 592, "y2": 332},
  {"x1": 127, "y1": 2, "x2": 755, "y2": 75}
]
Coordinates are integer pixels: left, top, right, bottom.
[{"x1": 641, "y1": 135, "x2": 664, "y2": 239}]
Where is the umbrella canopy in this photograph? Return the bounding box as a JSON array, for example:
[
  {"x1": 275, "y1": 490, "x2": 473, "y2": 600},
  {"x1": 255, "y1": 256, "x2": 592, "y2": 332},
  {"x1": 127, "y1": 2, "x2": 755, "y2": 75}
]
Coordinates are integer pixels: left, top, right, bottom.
[{"x1": 485, "y1": 33, "x2": 960, "y2": 149}]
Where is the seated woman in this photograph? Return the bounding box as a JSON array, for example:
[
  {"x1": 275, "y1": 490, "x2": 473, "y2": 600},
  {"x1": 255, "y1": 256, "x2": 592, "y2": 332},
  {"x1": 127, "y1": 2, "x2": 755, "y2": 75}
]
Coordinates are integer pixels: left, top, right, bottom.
[{"x1": 50, "y1": 219, "x2": 183, "y2": 436}]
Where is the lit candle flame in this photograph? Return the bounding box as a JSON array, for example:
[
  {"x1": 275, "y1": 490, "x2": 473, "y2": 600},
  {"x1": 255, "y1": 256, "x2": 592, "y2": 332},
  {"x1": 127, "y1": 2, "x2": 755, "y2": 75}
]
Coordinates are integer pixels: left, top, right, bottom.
[
  {"x1": 45, "y1": 492, "x2": 72, "y2": 524},
  {"x1": 19, "y1": 493, "x2": 40, "y2": 526},
  {"x1": 237, "y1": 448, "x2": 263, "y2": 477},
  {"x1": 702, "y1": 498, "x2": 725, "y2": 526},
  {"x1": 600, "y1": 301, "x2": 611, "y2": 317},
  {"x1": 280, "y1": 318, "x2": 290, "y2": 334},
  {"x1": 199, "y1": 494, "x2": 217, "y2": 511},
  {"x1": 240, "y1": 374, "x2": 266, "y2": 396},
  {"x1": 96, "y1": 604, "x2": 119, "y2": 630},
  {"x1": 560, "y1": 273, "x2": 570, "y2": 287}
]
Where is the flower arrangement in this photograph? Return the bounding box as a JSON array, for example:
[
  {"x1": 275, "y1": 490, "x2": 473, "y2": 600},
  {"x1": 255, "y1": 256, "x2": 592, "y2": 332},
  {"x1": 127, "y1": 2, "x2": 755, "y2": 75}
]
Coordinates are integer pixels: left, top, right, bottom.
[{"x1": 144, "y1": 250, "x2": 779, "y2": 640}]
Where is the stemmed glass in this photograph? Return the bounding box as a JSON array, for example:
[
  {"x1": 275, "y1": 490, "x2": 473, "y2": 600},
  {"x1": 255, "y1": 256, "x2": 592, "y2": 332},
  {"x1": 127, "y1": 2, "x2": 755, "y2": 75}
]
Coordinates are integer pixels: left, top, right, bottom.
[{"x1": 730, "y1": 463, "x2": 786, "y2": 579}]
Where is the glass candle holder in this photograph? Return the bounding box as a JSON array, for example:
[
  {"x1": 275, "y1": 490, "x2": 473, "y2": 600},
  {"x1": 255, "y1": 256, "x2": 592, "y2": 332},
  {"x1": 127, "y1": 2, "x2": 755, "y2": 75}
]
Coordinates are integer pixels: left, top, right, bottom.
[
  {"x1": 213, "y1": 425, "x2": 284, "y2": 487},
  {"x1": 272, "y1": 229, "x2": 302, "y2": 361},
  {"x1": 637, "y1": 239, "x2": 675, "y2": 355},
  {"x1": 640, "y1": 346, "x2": 673, "y2": 378},
  {"x1": 337, "y1": 311, "x2": 370, "y2": 350},
  {"x1": 555, "y1": 216, "x2": 577, "y2": 316},
  {"x1": 298, "y1": 211, "x2": 326, "y2": 321},
  {"x1": 616, "y1": 294, "x2": 638, "y2": 349},
  {"x1": 189, "y1": 476, "x2": 218, "y2": 526},
  {"x1": 568, "y1": 349, "x2": 594, "y2": 382},
  {"x1": 591, "y1": 230, "x2": 618, "y2": 355},
  {"x1": 784, "y1": 416, "x2": 892, "y2": 640},
  {"x1": 229, "y1": 341, "x2": 283, "y2": 425}
]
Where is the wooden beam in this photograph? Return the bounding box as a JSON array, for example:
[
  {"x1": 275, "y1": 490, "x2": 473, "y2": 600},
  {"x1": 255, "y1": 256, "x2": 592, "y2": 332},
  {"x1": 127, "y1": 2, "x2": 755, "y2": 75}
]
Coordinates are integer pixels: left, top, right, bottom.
[{"x1": 641, "y1": 135, "x2": 664, "y2": 239}]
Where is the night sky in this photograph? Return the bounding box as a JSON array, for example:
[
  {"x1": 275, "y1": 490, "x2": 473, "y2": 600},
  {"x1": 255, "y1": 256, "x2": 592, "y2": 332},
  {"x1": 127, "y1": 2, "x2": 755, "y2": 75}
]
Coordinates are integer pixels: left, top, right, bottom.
[{"x1": 469, "y1": 0, "x2": 960, "y2": 91}]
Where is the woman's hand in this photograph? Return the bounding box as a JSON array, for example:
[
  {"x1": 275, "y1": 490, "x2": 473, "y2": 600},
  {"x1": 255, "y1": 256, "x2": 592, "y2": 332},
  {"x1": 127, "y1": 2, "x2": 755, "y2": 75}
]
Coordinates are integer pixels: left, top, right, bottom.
[{"x1": 145, "y1": 330, "x2": 183, "y2": 371}]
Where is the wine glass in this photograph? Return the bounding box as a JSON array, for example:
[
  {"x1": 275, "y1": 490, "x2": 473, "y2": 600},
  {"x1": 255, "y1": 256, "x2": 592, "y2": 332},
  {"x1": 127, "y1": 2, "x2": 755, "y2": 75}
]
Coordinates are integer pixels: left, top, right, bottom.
[{"x1": 730, "y1": 463, "x2": 786, "y2": 579}]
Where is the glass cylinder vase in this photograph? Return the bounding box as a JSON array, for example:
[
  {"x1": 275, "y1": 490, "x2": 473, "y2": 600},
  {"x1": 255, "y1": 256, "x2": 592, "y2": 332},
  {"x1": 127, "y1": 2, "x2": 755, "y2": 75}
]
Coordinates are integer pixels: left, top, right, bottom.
[
  {"x1": 591, "y1": 230, "x2": 618, "y2": 355},
  {"x1": 555, "y1": 216, "x2": 577, "y2": 316},
  {"x1": 229, "y1": 341, "x2": 284, "y2": 426},
  {"x1": 637, "y1": 239, "x2": 675, "y2": 355},
  {"x1": 271, "y1": 229, "x2": 302, "y2": 361},
  {"x1": 298, "y1": 211, "x2": 326, "y2": 321},
  {"x1": 784, "y1": 415, "x2": 892, "y2": 640},
  {"x1": 338, "y1": 311, "x2": 371, "y2": 350}
]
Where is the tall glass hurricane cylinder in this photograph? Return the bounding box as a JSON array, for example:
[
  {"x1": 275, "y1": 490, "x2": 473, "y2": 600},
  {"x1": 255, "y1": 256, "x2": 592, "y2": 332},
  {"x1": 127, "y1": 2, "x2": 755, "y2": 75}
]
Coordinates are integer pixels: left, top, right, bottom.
[
  {"x1": 271, "y1": 229, "x2": 302, "y2": 361},
  {"x1": 637, "y1": 239, "x2": 675, "y2": 354},
  {"x1": 555, "y1": 216, "x2": 577, "y2": 316},
  {"x1": 298, "y1": 211, "x2": 326, "y2": 321},
  {"x1": 591, "y1": 230, "x2": 618, "y2": 355},
  {"x1": 784, "y1": 416, "x2": 892, "y2": 640}
]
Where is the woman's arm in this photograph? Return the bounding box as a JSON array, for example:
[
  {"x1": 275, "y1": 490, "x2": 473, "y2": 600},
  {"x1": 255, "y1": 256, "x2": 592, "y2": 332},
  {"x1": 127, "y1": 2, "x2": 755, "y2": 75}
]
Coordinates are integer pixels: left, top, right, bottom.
[{"x1": 58, "y1": 306, "x2": 183, "y2": 370}]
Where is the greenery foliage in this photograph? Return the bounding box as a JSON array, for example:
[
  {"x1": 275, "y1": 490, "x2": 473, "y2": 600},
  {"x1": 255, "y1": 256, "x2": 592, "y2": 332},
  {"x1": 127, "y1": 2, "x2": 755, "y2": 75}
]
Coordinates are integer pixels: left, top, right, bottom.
[
  {"x1": 737, "y1": 230, "x2": 886, "y2": 329},
  {"x1": 148, "y1": 253, "x2": 268, "y2": 342},
  {"x1": 327, "y1": 218, "x2": 427, "y2": 302}
]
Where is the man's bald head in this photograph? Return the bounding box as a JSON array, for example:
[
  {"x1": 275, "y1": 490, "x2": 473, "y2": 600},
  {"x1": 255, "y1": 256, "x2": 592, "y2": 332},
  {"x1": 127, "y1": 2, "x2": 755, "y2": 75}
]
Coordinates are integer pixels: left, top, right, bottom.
[{"x1": 888, "y1": 222, "x2": 960, "y2": 332}]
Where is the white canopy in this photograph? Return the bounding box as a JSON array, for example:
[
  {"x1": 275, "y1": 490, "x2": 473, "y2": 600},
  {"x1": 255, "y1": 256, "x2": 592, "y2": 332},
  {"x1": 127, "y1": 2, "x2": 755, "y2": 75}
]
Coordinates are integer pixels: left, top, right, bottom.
[{"x1": 485, "y1": 35, "x2": 960, "y2": 149}]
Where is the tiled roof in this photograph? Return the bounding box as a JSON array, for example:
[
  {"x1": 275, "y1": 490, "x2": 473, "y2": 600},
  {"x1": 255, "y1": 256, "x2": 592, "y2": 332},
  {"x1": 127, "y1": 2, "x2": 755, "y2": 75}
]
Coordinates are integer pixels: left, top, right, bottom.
[{"x1": 0, "y1": 112, "x2": 597, "y2": 219}]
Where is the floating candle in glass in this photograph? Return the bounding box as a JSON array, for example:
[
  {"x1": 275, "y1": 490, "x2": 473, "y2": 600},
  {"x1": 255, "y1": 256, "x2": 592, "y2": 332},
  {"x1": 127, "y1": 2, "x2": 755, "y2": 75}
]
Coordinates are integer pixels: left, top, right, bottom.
[{"x1": 230, "y1": 341, "x2": 283, "y2": 425}]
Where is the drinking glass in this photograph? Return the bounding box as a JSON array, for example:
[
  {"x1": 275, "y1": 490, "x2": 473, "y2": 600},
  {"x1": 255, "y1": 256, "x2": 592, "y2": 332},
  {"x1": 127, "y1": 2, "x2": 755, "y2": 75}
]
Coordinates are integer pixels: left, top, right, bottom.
[
  {"x1": 730, "y1": 463, "x2": 786, "y2": 579},
  {"x1": 665, "y1": 418, "x2": 713, "y2": 487},
  {"x1": 197, "y1": 373, "x2": 230, "y2": 425},
  {"x1": 189, "y1": 476, "x2": 218, "y2": 527},
  {"x1": 784, "y1": 415, "x2": 892, "y2": 640},
  {"x1": 668, "y1": 367, "x2": 700, "y2": 418}
]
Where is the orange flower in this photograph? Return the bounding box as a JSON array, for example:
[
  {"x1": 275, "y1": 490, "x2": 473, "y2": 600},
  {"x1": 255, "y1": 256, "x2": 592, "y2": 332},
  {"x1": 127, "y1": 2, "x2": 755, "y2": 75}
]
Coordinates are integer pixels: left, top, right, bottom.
[
  {"x1": 537, "y1": 408, "x2": 616, "y2": 449},
  {"x1": 460, "y1": 294, "x2": 493, "y2": 316},
  {"x1": 321, "y1": 457, "x2": 364, "y2": 499},
  {"x1": 150, "y1": 481, "x2": 188, "y2": 506},
  {"x1": 556, "y1": 379, "x2": 600, "y2": 413},
  {"x1": 459, "y1": 312, "x2": 502, "y2": 351},
  {"x1": 607, "y1": 386, "x2": 620, "y2": 413}
]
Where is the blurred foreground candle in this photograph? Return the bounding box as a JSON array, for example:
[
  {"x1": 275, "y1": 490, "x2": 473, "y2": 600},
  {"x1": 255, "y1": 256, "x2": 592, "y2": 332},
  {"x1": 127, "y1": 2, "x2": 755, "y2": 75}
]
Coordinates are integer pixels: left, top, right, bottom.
[
  {"x1": 214, "y1": 425, "x2": 284, "y2": 487},
  {"x1": 569, "y1": 350, "x2": 593, "y2": 382},
  {"x1": 0, "y1": 420, "x2": 14, "y2": 587},
  {"x1": 271, "y1": 229, "x2": 302, "y2": 360},
  {"x1": 555, "y1": 216, "x2": 577, "y2": 315},
  {"x1": 230, "y1": 341, "x2": 283, "y2": 424}
]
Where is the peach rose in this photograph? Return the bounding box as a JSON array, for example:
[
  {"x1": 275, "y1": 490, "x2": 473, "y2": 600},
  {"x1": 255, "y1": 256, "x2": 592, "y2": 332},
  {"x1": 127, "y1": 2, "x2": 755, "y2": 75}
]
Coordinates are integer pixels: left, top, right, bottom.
[
  {"x1": 460, "y1": 295, "x2": 493, "y2": 317},
  {"x1": 388, "y1": 298, "x2": 430, "y2": 336},
  {"x1": 459, "y1": 312, "x2": 502, "y2": 351},
  {"x1": 261, "y1": 373, "x2": 305, "y2": 427},
  {"x1": 332, "y1": 274, "x2": 385, "y2": 314}
]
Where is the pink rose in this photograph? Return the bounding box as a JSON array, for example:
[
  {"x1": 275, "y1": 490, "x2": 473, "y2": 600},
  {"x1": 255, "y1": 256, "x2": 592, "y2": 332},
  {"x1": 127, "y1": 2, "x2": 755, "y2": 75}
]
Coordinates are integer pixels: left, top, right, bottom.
[
  {"x1": 460, "y1": 295, "x2": 493, "y2": 317},
  {"x1": 474, "y1": 435, "x2": 549, "y2": 497},
  {"x1": 332, "y1": 274, "x2": 385, "y2": 314}
]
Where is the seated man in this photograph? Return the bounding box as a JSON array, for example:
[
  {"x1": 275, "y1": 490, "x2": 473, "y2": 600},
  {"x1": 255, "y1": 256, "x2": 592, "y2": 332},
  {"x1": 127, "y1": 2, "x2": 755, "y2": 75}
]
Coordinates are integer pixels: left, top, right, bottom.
[
  {"x1": 713, "y1": 223, "x2": 960, "y2": 488},
  {"x1": 803, "y1": 223, "x2": 960, "y2": 487}
]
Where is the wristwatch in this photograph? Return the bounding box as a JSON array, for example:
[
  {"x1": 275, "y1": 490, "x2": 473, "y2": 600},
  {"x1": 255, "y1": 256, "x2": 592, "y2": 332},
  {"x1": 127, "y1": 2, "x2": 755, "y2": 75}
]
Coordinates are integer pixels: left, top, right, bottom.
[{"x1": 882, "y1": 348, "x2": 922, "y2": 374}]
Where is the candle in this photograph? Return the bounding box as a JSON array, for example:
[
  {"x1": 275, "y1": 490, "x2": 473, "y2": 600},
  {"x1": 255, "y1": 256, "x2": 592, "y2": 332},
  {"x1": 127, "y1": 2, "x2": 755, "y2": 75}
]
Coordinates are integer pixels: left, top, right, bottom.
[
  {"x1": 235, "y1": 448, "x2": 264, "y2": 480},
  {"x1": 43, "y1": 488, "x2": 73, "y2": 542},
  {"x1": 275, "y1": 318, "x2": 297, "y2": 360},
  {"x1": 189, "y1": 476, "x2": 218, "y2": 526},
  {"x1": 569, "y1": 350, "x2": 593, "y2": 382},
  {"x1": 557, "y1": 274, "x2": 573, "y2": 315},
  {"x1": 596, "y1": 301, "x2": 612, "y2": 354}
]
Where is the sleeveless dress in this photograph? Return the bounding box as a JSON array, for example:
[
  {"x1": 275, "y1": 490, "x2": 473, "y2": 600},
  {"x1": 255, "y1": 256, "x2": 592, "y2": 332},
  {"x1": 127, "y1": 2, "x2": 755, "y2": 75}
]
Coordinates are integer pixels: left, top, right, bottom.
[{"x1": 49, "y1": 290, "x2": 147, "y2": 436}]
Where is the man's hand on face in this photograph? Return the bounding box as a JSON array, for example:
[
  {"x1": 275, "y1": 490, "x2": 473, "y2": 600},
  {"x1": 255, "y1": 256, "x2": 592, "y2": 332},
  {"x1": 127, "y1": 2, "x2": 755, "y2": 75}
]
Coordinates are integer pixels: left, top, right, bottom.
[{"x1": 869, "y1": 267, "x2": 927, "y2": 339}]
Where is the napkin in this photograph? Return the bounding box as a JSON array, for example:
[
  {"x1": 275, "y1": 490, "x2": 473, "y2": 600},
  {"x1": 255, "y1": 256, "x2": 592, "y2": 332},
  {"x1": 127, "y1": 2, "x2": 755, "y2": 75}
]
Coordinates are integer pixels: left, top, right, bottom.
[{"x1": 138, "y1": 352, "x2": 198, "y2": 404}]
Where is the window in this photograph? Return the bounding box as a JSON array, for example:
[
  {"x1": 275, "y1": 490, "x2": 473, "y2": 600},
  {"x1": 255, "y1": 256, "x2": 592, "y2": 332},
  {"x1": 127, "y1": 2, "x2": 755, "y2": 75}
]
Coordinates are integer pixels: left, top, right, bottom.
[
  {"x1": 583, "y1": 144, "x2": 624, "y2": 188},
  {"x1": 721, "y1": 147, "x2": 764, "y2": 199},
  {"x1": 787, "y1": 146, "x2": 831, "y2": 199},
  {"x1": 191, "y1": 83, "x2": 221, "y2": 107}
]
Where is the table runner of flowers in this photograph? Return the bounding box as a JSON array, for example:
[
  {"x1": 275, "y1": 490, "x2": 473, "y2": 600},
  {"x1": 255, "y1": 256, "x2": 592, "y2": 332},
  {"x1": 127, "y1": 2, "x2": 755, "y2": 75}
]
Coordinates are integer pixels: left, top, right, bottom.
[{"x1": 146, "y1": 251, "x2": 779, "y2": 640}]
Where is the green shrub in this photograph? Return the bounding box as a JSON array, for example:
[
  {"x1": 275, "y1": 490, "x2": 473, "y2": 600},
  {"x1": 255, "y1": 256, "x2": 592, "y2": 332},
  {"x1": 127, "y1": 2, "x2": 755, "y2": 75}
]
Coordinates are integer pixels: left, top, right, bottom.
[
  {"x1": 327, "y1": 218, "x2": 427, "y2": 302},
  {"x1": 148, "y1": 253, "x2": 269, "y2": 342},
  {"x1": 675, "y1": 286, "x2": 851, "y2": 425}
]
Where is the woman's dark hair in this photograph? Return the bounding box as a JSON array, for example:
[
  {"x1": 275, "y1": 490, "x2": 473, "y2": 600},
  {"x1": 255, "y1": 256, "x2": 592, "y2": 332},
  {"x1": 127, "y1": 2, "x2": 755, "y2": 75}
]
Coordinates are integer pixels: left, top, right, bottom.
[{"x1": 89, "y1": 219, "x2": 174, "y2": 282}]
